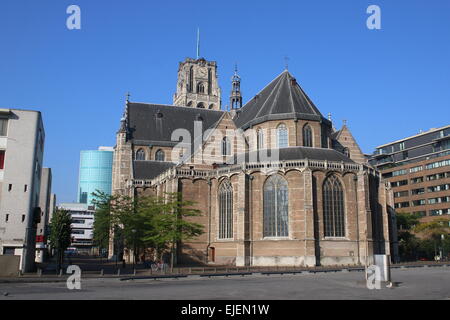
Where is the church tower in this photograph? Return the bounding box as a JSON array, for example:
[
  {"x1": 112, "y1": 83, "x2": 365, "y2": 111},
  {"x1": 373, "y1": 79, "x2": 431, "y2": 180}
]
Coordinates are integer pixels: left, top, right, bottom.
[
  {"x1": 230, "y1": 65, "x2": 242, "y2": 110},
  {"x1": 173, "y1": 57, "x2": 222, "y2": 110}
]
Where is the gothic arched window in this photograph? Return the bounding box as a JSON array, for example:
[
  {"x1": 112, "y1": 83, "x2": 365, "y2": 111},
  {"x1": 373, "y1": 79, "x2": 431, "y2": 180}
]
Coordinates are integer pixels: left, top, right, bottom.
[
  {"x1": 197, "y1": 103, "x2": 205, "y2": 109},
  {"x1": 219, "y1": 181, "x2": 233, "y2": 239},
  {"x1": 222, "y1": 137, "x2": 231, "y2": 156},
  {"x1": 257, "y1": 129, "x2": 264, "y2": 150},
  {"x1": 263, "y1": 175, "x2": 289, "y2": 237},
  {"x1": 303, "y1": 124, "x2": 313, "y2": 147},
  {"x1": 136, "y1": 149, "x2": 146, "y2": 161},
  {"x1": 197, "y1": 82, "x2": 205, "y2": 94},
  {"x1": 277, "y1": 124, "x2": 288, "y2": 148},
  {"x1": 323, "y1": 175, "x2": 346, "y2": 237},
  {"x1": 155, "y1": 149, "x2": 165, "y2": 162}
]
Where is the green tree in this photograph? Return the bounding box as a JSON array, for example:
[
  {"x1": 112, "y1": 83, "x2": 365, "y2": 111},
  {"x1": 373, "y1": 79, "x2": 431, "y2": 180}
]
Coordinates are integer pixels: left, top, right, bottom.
[
  {"x1": 143, "y1": 193, "x2": 204, "y2": 271},
  {"x1": 414, "y1": 218, "x2": 450, "y2": 260},
  {"x1": 48, "y1": 209, "x2": 72, "y2": 272},
  {"x1": 396, "y1": 212, "x2": 422, "y2": 261},
  {"x1": 92, "y1": 190, "x2": 114, "y2": 257}
]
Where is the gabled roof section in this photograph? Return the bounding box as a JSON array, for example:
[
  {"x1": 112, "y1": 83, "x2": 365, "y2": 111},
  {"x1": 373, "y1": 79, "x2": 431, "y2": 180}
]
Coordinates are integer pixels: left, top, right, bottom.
[
  {"x1": 233, "y1": 70, "x2": 326, "y2": 129},
  {"x1": 127, "y1": 102, "x2": 225, "y2": 144},
  {"x1": 133, "y1": 161, "x2": 176, "y2": 180}
]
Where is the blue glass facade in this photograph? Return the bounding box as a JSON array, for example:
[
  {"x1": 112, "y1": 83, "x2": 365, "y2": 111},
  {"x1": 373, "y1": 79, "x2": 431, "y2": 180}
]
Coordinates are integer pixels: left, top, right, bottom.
[{"x1": 77, "y1": 149, "x2": 113, "y2": 205}]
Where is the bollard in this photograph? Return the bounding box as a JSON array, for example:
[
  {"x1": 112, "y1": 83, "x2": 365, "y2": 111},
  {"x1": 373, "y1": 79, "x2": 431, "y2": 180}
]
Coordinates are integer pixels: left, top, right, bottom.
[
  {"x1": 117, "y1": 269, "x2": 121, "y2": 276},
  {"x1": 59, "y1": 269, "x2": 63, "y2": 277},
  {"x1": 100, "y1": 269, "x2": 104, "y2": 277},
  {"x1": 37, "y1": 268, "x2": 42, "y2": 277},
  {"x1": 134, "y1": 269, "x2": 136, "y2": 276}
]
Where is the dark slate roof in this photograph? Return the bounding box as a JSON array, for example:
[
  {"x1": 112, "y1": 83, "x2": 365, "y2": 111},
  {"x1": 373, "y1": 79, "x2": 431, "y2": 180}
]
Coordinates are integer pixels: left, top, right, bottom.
[
  {"x1": 127, "y1": 102, "x2": 225, "y2": 144},
  {"x1": 133, "y1": 161, "x2": 175, "y2": 180},
  {"x1": 331, "y1": 129, "x2": 341, "y2": 140},
  {"x1": 228, "y1": 147, "x2": 354, "y2": 164},
  {"x1": 233, "y1": 70, "x2": 327, "y2": 129}
]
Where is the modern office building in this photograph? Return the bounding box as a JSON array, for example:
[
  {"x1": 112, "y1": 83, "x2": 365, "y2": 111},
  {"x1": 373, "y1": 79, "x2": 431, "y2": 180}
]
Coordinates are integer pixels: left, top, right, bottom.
[
  {"x1": 0, "y1": 109, "x2": 45, "y2": 272},
  {"x1": 77, "y1": 147, "x2": 113, "y2": 205},
  {"x1": 369, "y1": 125, "x2": 450, "y2": 221},
  {"x1": 58, "y1": 202, "x2": 95, "y2": 252},
  {"x1": 35, "y1": 168, "x2": 53, "y2": 263}
]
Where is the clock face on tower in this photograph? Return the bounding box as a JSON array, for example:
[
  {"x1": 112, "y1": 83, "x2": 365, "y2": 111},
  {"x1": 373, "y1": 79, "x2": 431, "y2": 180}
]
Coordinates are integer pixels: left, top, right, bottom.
[{"x1": 197, "y1": 67, "x2": 207, "y2": 78}]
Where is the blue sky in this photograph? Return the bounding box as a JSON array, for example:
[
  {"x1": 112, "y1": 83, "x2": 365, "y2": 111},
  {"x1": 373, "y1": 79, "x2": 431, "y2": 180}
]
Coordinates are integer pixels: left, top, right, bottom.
[{"x1": 1, "y1": 0, "x2": 449, "y2": 203}]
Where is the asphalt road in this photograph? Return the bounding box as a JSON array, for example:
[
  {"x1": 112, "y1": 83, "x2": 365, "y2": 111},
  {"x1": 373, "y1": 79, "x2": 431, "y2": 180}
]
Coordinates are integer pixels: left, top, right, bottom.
[{"x1": 0, "y1": 267, "x2": 449, "y2": 300}]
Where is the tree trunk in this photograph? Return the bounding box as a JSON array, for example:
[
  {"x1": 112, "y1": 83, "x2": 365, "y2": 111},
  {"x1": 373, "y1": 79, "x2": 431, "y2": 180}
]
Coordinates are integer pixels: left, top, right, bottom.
[{"x1": 170, "y1": 241, "x2": 175, "y2": 272}]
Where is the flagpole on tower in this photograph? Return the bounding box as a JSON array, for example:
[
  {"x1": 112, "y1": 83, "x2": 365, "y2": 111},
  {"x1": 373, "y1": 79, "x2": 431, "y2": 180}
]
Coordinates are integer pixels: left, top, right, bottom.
[{"x1": 196, "y1": 28, "x2": 200, "y2": 59}]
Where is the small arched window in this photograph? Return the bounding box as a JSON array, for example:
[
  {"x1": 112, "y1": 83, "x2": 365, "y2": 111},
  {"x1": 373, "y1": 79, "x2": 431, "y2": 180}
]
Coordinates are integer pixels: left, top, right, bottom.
[
  {"x1": 197, "y1": 103, "x2": 205, "y2": 109},
  {"x1": 197, "y1": 82, "x2": 205, "y2": 94},
  {"x1": 277, "y1": 124, "x2": 288, "y2": 148},
  {"x1": 155, "y1": 149, "x2": 165, "y2": 162},
  {"x1": 209, "y1": 104, "x2": 214, "y2": 109},
  {"x1": 343, "y1": 148, "x2": 350, "y2": 158},
  {"x1": 323, "y1": 175, "x2": 346, "y2": 237},
  {"x1": 263, "y1": 175, "x2": 289, "y2": 237},
  {"x1": 219, "y1": 181, "x2": 233, "y2": 239},
  {"x1": 303, "y1": 124, "x2": 313, "y2": 147},
  {"x1": 136, "y1": 149, "x2": 146, "y2": 161},
  {"x1": 222, "y1": 137, "x2": 231, "y2": 156},
  {"x1": 257, "y1": 129, "x2": 264, "y2": 150}
]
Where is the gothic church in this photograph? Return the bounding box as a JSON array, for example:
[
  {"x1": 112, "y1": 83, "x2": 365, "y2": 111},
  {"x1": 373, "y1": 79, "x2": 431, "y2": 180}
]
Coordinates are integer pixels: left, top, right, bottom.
[{"x1": 111, "y1": 56, "x2": 398, "y2": 267}]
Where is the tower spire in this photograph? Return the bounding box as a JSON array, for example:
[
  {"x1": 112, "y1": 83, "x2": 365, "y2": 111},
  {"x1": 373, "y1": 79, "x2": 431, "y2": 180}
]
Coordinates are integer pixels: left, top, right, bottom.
[
  {"x1": 230, "y1": 63, "x2": 242, "y2": 110},
  {"x1": 196, "y1": 28, "x2": 200, "y2": 59}
]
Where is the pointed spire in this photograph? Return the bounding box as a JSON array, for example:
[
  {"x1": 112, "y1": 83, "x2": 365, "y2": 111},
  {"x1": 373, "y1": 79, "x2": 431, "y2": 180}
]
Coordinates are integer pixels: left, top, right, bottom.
[
  {"x1": 284, "y1": 56, "x2": 290, "y2": 71},
  {"x1": 119, "y1": 92, "x2": 130, "y2": 133},
  {"x1": 230, "y1": 63, "x2": 242, "y2": 110}
]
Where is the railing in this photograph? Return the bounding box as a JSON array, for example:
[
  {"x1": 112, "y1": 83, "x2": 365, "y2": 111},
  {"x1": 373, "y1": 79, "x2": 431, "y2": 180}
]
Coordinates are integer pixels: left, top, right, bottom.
[{"x1": 133, "y1": 159, "x2": 366, "y2": 187}]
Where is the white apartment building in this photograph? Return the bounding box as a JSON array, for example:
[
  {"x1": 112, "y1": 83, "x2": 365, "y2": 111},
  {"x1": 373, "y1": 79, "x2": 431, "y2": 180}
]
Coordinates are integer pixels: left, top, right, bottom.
[
  {"x1": 35, "y1": 168, "x2": 53, "y2": 263},
  {"x1": 0, "y1": 109, "x2": 45, "y2": 272},
  {"x1": 58, "y1": 203, "x2": 95, "y2": 252}
]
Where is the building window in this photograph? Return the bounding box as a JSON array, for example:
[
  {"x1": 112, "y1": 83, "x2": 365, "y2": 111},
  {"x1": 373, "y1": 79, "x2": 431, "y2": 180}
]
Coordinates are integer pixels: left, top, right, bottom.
[
  {"x1": 218, "y1": 181, "x2": 233, "y2": 240},
  {"x1": 303, "y1": 124, "x2": 313, "y2": 147},
  {"x1": 411, "y1": 188, "x2": 425, "y2": 195},
  {"x1": 0, "y1": 119, "x2": 8, "y2": 136},
  {"x1": 155, "y1": 150, "x2": 165, "y2": 162},
  {"x1": 5, "y1": 214, "x2": 9, "y2": 222},
  {"x1": 411, "y1": 177, "x2": 424, "y2": 184},
  {"x1": 257, "y1": 129, "x2": 264, "y2": 150},
  {"x1": 323, "y1": 175, "x2": 346, "y2": 237},
  {"x1": 263, "y1": 175, "x2": 289, "y2": 238},
  {"x1": 343, "y1": 148, "x2": 350, "y2": 158},
  {"x1": 410, "y1": 166, "x2": 423, "y2": 173},
  {"x1": 277, "y1": 124, "x2": 288, "y2": 148},
  {"x1": 197, "y1": 82, "x2": 205, "y2": 94},
  {"x1": 197, "y1": 103, "x2": 205, "y2": 109},
  {"x1": 425, "y1": 159, "x2": 450, "y2": 170},
  {"x1": 222, "y1": 137, "x2": 231, "y2": 156},
  {"x1": 0, "y1": 150, "x2": 5, "y2": 170},
  {"x1": 22, "y1": 215, "x2": 25, "y2": 222},
  {"x1": 136, "y1": 149, "x2": 146, "y2": 161}
]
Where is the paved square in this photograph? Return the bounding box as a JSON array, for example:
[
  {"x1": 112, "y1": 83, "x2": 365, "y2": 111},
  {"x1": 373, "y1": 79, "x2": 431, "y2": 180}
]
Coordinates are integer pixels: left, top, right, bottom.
[{"x1": 0, "y1": 267, "x2": 449, "y2": 300}]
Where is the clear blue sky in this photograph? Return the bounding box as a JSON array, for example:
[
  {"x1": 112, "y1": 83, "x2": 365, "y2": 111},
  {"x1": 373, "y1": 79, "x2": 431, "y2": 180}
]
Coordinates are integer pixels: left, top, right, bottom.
[{"x1": 1, "y1": 0, "x2": 449, "y2": 203}]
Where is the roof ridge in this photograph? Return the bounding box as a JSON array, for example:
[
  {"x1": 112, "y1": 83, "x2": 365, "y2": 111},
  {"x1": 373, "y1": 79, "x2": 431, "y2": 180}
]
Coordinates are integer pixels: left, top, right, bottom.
[
  {"x1": 260, "y1": 71, "x2": 288, "y2": 119},
  {"x1": 239, "y1": 70, "x2": 288, "y2": 113}
]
